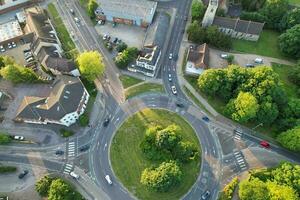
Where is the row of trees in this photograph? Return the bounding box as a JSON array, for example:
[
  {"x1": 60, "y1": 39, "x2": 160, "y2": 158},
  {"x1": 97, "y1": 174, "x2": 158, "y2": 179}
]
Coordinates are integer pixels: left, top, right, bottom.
[
  {"x1": 187, "y1": 22, "x2": 232, "y2": 49},
  {"x1": 35, "y1": 176, "x2": 84, "y2": 200},
  {"x1": 191, "y1": 0, "x2": 206, "y2": 22},
  {"x1": 139, "y1": 124, "x2": 199, "y2": 191},
  {"x1": 115, "y1": 47, "x2": 139, "y2": 69},
  {"x1": 238, "y1": 162, "x2": 300, "y2": 200},
  {"x1": 240, "y1": 0, "x2": 300, "y2": 58}
]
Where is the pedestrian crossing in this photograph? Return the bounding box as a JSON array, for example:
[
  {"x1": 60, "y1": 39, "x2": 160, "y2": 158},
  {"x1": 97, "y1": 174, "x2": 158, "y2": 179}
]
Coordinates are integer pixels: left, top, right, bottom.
[
  {"x1": 67, "y1": 141, "x2": 76, "y2": 158},
  {"x1": 233, "y1": 151, "x2": 247, "y2": 171},
  {"x1": 234, "y1": 131, "x2": 242, "y2": 141},
  {"x1": 63, "y1": 163, "x2": 73, "y2": 174}
]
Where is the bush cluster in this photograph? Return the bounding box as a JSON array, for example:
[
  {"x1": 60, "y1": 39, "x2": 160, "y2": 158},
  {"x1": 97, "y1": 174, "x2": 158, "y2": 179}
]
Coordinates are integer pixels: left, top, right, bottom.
[{"x1": 115, "y1": 47, "x2": 139, "y2": 69}]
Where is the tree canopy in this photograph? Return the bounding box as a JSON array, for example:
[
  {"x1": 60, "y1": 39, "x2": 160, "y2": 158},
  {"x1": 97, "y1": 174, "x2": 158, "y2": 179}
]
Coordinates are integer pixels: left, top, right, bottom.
[
  {"x1": 0, "y1": 64, "x2": 39, "y2": 84},
  {"x1": 77, "y1": 51, "x2": 105, "y2": 82},
  {"x1": 191, "y1": 0, "x2": 206, "y2": 22},
  {"x1": 87, "y1": 0, "x2": 98, "y2": 19},
  {"x1": 279, "y1": 8, "x2": 300, "y2": 31},
  {"x1": 278, "y1": 24, "x2": 300, "y2": 59},
  {"x1": 277, "y1": 126, "x2": 300, "y2": 152},
  {"x1": 115, "y1": 47, "x2": 138, "y2": 69},
  {"x1": 35, "y1": 176, "x2": 54, "y2": 197}
]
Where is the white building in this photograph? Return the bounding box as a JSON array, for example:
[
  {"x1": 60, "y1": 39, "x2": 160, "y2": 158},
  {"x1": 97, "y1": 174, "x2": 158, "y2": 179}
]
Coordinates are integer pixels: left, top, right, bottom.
[{"x1": 15, "y1": 76, "x2": 89, "y2": 127}]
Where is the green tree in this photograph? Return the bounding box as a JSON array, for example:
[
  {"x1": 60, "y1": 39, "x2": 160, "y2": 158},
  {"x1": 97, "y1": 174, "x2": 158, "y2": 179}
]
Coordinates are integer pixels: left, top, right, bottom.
[
  {"x1": 278, "y1": 25, "x2": 300, "y2": 59},
  {"x1": 87, "y1": 0, "x2": 98, "y2": 19},
  {"x1": 279, "y1": 8, "x2": 300, "y2": 31},
  {"x1": 241, "y1": 0, "x2": 266, "y2": 11},
  {"x1": 0, "y1": 133, "x2": 11, "y2": 144},
  {"x1": 266, "y1": 181, "x2": 299, "y2": 200},
  {"x1": 115, "y1": 47, "x2": 138, "y2": 69},
  {"x1": 240, "y1": 11, "x2": 266, "y2": 22},
  {"x1": 48, "y1": 179, "x2": 72, "y2": 200},
  {"x1": 288, "y1": 64, "x2": 300, "y2": 86},
  {"x1": 174, "y1": 141, "x2": 198, "y2": 163},
  {"x1": 79, "y1": 113, "x2": 89, "y2": 127},
  {"x1": 77, "y1": 51, "x2": 105, "y2": 81},
  {"x1": 116, "y1": 42, "x2": 128, "y2": 52},
  {"x1": 226, "y1": 55, "x2": 234, "y2": 64},
  {"x1": 261, "y1": 0, "x2": 289, "y2": 30},
  {"x1": 191, "y1": 0, "x2": 206, "y2": 21},
  {"x1": 257, "y1": 101, "x2": 279, "y2": 125},
  {"x1": 155, "y1": 124, "x2": 181, "y2": 150},
  {"x1": 198, "y1": 69, "x2": 226, "y2": 96},
  {"x1": 0, "y1": 56, "x2": 5, "y2": 68},
  {"x1": 277, "y1": 126, "x2": 300, "y2": 152},
  {"x1": 187, "y1": 21, "x2": 206, "y2": 44},
  {"x1": 0, "y1": 65, "x2": 39, "y2": 84},
  {"x1": 140, "y1": 160, "x2": 182, "y2": 192},
  {"x1": 35, "y1": 176, "x2": 54, "y2": 197},
  {"x1": 239, "y1": 178, "x2": 270, "y2": 200},
  {"x1": 229, "y1": 91, "x2": 259, "y2": 122}
]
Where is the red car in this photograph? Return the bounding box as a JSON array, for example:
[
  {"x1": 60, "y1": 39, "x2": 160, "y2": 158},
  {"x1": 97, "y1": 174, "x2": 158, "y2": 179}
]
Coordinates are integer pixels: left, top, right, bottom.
[{"x1": 260, "y1": 141, "x2": 270, "y2": 148}]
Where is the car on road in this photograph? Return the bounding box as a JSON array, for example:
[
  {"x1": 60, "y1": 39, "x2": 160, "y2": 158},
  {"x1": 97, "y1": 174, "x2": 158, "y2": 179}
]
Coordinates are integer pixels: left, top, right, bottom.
[
  {"x1": 201, "y1": 190, "x2": 211, "y2": 199},
  {"x1": 102, "y1": 34, "x2": 110, "y2": 41},
  {"x1": 171, "y1": 86, "x2": 177, "y2": 95},
  {"x1": 55, "y1": 150, "x2": 64, "y2": 155},
  {"x1": 70, "y1": 9, "x2": 75, "y2": 15},
  {"x1": 254, "y1": 58, "x2": 263, "y2": 64},
  {"x1": 176, "y1": 102, "x2": 184, "y2": 108},
  {"x1": 14, "y1": 135, "x2": 24, "y2": 140},
  {"x1": 103, "y1": 118, "x2": 110, "y2": 127},
  {"x1": 169, "y1": 53, "x2": 173, "y2": 60},
  {"x1": 168, "y1": 74, "x2": 172, "y2": 82},
  {"x1": 105, "y1": 175, "x2": 112, "y2": 185},
  {"x1": 18, "y1": 170, "x2": 29, "y2": 179},
  {"x1": 202, "y1": 116, "x2": 210, "y2": 122},
  {"x1": 70, "y1": 171, "x2": 80, "y2": 179},
  {"x1": 260, "y1": 141, "x2": 270, "y2": 148},
  {"x1": 220, "y1": 54, "x2": 228, "y2": 59},
  {"x1": 184, "y1": 16, "x2": 188, "y2": 21},
  {"x1": 74, "y1": 17, "x2": 80, "y2": 24},
  {"x1": 79, "y1": 145, "x2": 90, "y2": 152}
]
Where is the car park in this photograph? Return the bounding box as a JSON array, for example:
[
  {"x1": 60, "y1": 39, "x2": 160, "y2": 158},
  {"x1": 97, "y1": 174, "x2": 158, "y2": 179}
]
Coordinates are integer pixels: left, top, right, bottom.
[
  {"x1": 220, "y1": 54, "x2": 228, "y2": 59},
  {"x1": 103, "y1": 118, "x2": 110, "y2": 127},
  {"x1": 168, "y1": 74, "x2": 172, "y2": 82},
  {"x1": 171, "y1": 86, "x2": 177, "y2": 95},
  {"x1": 105, "y1": 175, "x2": 112, "y2": 185},
  {"x1": 201, "y1": 190, "x2": 211, "y2": 200},
  {"x1": 254, "y1": 58, "x2": 263, "y2": 64},
  {"x1": 202, "y1": 116, "x2": 210, "y2": 122},
  {"x1": 55, "y1": 150, "x2": 64, "y2": 155},
  {"x1": 260, "y1": 141, "x2": 270, "y2": 148},
  {"x1": 70, "y1": 171, "x2": 79, "y2": 179},
  {"x1": 169, "y1": 53, "x2": 173, "y2": 60},
  {"x1": 79, "y1": 145, "x2": 90, "y2": 152},
  {"x1": 18, "y1": 170, "x2": 29, "y2": 179},
  {"x1": 14, "y1": 135, "x2": 24, "y2": 140}
]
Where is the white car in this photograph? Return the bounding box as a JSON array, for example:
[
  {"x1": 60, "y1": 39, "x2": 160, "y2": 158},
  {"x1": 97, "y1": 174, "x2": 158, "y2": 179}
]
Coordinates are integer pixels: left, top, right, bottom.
[
  {"x1": 7, "y1": 43, "x2": 12, "y2": 49},
  {"x1": 169, "y1": 53, "x2": 173, "y2": 60},
  {"x1": 105, "y1": 175, "x2": 112, "y2": 185},
  {"x1": 70, "y1": 171, "x2": 79, "y2": 179},
  {"x1": 254, "y1": 58, "x2": 263, "y2": 64},
  {"x1": 171, "y1": 86, "x2": 177, "y2": 95},
  {"x1": 14, "y1": 135, "x2": 24, "y2": 140},
  {"x1": 0, "y1": 45, "x2": 5, "y2": 52},
  {"x1": 74, "y1": 17, "x2": 80, "y2": 24},
  {"x1": 12, "y1": 42, "x2": 17, "y2": 48},
  {"x1": 168, "y1": 74, "x2": 172, "y2": 82},
  {"x1": 220, "y1": 54, "x2": 228, "y2": 59}
]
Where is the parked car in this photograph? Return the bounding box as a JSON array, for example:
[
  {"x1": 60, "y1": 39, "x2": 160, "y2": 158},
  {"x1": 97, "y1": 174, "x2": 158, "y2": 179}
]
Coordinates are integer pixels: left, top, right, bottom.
[
  {"x1": 7, "y1": 43, "x2": 12, "y2": 49},
  {"x1": 176, "y1": 102, "x2": 184, "y2": 108},
  {"x1": 79, "y1": 145, "x2": 90, "y2": 152},
  {"x1": 168, "y1": 74, "x2": 172, "y2": 82},
  {"x1": 11, "y1": 42, "x2": 17, "y2": 48},
  {"x1": 202, "y1": 116, "x2": 210, "y2": 122},
  {"x1": 113, "y1": 37, "x2": 118, "y2": 44},
  {"x1": 55, "y1": 150, "x2": 64, "y2": 155},
  {"x1": 169, "y1": 53, "x2": 173, "y2": 60},
  {"x1": 18, "y1": 170, "x2": 29, "y2": 179},
  {"x1": 98, "y1": 20, "x2": 105, "y2": 25},
  {"x1": 245, "y1": 63, "x2": 255, "y2": 68},
  {"x1": 103, "y1": 118, "x2": 110, "y2": 127},
  {"x1": 201, "y1": 190, "x2": 211, "y2": 200},
  {"x1": 112, "y1": 22, "x2": 116, "y2": 27},
  {"x1": 14, "y1": 135, "x2": 24, "y2": 140},
  {"x1": 171, "y1": 86, "x2": 177, "y2": 95},
  {"x1": 254, "y1": 58, "x2": 263, "y2": 64},
  {"x1": 70, "y1": 171, "x2": 80, "y2": 179},
  {"x1": 260, "y1": 141, "x2": 270, "y2": 148},
  {"x1": 220, "y1": 54, "x2": 228, "y2": 59},
  {"x1": 105, "y1": 175, "x2": 112, "y2": 185},
  {"x1": 0, "y1": 45, "x2": 5, "y2": 52}
]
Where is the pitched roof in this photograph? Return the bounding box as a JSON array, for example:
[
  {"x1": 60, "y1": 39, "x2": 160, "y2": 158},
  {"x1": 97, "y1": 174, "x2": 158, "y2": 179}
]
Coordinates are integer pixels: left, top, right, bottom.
[
  {"x1": 37, "y1": 46, "x2": 59, "y2": 61},
  {"x1": 187, "y1": 43, "x2": 209, "y2": 69},
  {"x1": 45, "y1": 57, "x2": 76, "y2": 73},
  {"x1": 15, "y1": 76, "x2": 86, "y2": 121},
  {"x1": 213, "y1": 16, "x2": 264, "y2": 35}
]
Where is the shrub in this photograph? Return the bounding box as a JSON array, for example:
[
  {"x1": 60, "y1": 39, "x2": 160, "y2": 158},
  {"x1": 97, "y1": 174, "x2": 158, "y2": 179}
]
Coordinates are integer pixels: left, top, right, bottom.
[
  {"x1": 116, "y1": 42, "x2": 128, "y2": 52},
  {"x1": 59, "y1": 129, "x2": 74, "y2": 137},
  {"x1": 0, "y1": 133, "x2": 12, "y2": 144},
  {"x1": 0, "y1": 166, "x2": 17, "y2": 173},
  {"x1": 79, "y1": 113, "x2": 89, "y2": 127},
  {"x1": 35, "y1": 176, "x2": 54, "y2": 197},
  {"x1": 219, "y1": 177, "x2": 239, "y2": 200}
]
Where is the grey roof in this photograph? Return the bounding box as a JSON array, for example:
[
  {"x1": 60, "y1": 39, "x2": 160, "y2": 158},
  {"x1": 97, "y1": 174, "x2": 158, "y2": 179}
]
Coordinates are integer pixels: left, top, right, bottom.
[
  {"x1": 137, "y1": 46, "x2": 160, "y2": 66},
  {"x1": 213, "y1": 16, "x2": 264, "y2": 35},
  {"x1": 97, "y1": 0, "x2": 157, "y2": 23},
  {"x1": 37, "y1": 46, "x2": 59, "y2": 61},
  {"x1": 45, "y1": 57, "x2": 76, "y2": 73},
  {"x1": 15, "y1": 76, "x2": 86, "y2": 121}
]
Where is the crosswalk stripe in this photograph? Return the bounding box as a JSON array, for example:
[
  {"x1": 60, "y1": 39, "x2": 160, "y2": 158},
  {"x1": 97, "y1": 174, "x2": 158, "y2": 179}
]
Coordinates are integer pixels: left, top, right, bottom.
[
  {"x1": 240, "y1": 164, "x2": 246, "y2": 168},
  {"x1": 66, "y1": 164, "x2": 72, "y2": 167},
  {"x1": 237, "y1": 158, "x2": 244, "y2": 162},
  {"x1": 69, "y1": 142, "x2": 75, "y2": 145},
  {"x1": 234, "y1": 136, "x2": 241, "y2": 140},
  {"x1": 64, "y1": 168, "x2": 71, "y2": 172},
  {"x1": 234, "y1": 152, "x2": 240, "y2": 155},
  {"x1": 65, "y1": 165, "x2": 72, "y2": 169},
  {"x1": 241, "y1": 167, "x2": 247, "y2": 170},
  {"x1": 63, "y1": 171, "x2": 70, "y2": 174}
]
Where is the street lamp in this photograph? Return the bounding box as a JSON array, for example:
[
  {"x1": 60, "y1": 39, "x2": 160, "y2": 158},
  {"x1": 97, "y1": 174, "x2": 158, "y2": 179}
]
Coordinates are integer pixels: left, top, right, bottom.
[{"x1": 252, "y1": 123, "x2": 263, "y2": 130}]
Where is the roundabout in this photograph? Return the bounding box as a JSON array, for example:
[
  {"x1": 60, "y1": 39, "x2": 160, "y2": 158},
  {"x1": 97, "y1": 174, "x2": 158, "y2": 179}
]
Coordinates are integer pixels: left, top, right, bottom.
[{"x1": 110, "y1": 108, "x2": 201, "y2": 200}]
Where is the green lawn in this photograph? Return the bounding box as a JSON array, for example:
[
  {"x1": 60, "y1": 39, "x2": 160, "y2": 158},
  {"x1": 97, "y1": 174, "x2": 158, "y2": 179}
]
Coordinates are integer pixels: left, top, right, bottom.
[
  {"x1": 125, "y1": 83, "x2": 165, "y2": 99},
  {"x1": 119, "y1": 75, "x2": 143, "y2": 89},
  {"x1": 232, "y1": 30, "x2": 288, "y2": 60},
  {"x1": 47, "y1": 3, "x2": 78, "y2": 59},
  {"x1": 110, "y1": 109, "x2": 201, "y2": 200},
  {"x1": 289, "y1": 0, "x2": 300, "y2": 6}
]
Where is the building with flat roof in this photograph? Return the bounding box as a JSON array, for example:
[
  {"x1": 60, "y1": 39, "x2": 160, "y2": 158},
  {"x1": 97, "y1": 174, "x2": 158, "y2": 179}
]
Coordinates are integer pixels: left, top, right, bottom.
[
  {"x1": 0, "y1": 20, "x2": 23, "y2": 43},
  {"x1": 185, "y1": 43, "x2": 209, "y2": 76},
  {"x1": 95, "y1": 0, "x2": 157, "y2": 27},
  {"x1": 15, "y1": 75, "x2": 89, "y2": 127},
  {"x1": 0, "y1": 0, "x2": 40, "y2": 15}
]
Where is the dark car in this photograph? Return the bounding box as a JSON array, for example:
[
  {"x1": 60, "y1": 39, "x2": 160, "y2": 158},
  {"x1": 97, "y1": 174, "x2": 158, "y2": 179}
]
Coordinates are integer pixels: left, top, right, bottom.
[
  {"x1": 246, "y1": 63, "x2": 255, "y2": 68},
  {"x1": 184, "y1": 16, "x2": 188, "y2": 21},
  {"x1": 103, "y1": 118, "x2": 110, "y2": 127},
  {"x1": 176, "y1": 102, "x2": 184, "y2": 108},
  {"x1": 79, "y1": 145, "x2": 90, "y2": 152},
  {"x1": 202, "y1": 116, "x2": 210, "y2": 122},
  {"x1": 201, "y1": 190, "x2": 211, "y2": 200},
  {"x1": 55, "y1": 150, "x2": 64, "y2": 155},
  {"x1": 113, "y1": 37, "x2": 118, "y2": 44},
  {"x1": 18, "y1": 170, "x2": 29, "y2": 179}
]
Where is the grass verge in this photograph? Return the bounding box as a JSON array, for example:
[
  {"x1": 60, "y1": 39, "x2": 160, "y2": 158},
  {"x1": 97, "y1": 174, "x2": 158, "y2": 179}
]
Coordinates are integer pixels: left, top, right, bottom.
[
  {"x1": 110, "y1": 109, "x2": 201, "y2": 200},
  {"x1": 59, "y1": 129, "x2": 74, "y2": 137},
  {"x1": 125, "y1": 83, "x2": 165, "y2": 99},
  {"x1": 232, "y1": 30, "x2": 289, "y2": 60},
  {"x1": 47, "y1": 3, "x2": 78, "y2": 60},
  {"x1": 119, "y1": 75, "x2": 144, "y2": 89},
  {"x1": 0, "y1": 166, "x2": 17, "y2": 174}
]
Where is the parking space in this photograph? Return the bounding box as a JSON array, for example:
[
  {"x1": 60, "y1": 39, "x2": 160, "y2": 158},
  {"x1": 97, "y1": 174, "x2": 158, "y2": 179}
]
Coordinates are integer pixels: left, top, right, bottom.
[
  {"x1": 0, "y1": 43, "x2": 31, "y2": 66},
  {"x1": 95, "y1": 22, "x2": 146, "y2": 48}
]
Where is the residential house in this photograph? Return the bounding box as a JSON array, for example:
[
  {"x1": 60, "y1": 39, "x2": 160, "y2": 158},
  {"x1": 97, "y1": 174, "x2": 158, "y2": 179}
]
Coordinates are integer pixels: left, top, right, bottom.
[{"x1": 185, "y1": 43, "x2": 209, "y2": 76}]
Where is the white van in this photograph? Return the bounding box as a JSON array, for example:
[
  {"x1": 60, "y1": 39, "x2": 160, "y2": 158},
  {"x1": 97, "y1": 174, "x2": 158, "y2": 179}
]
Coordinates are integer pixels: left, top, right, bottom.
[{"x1": 105, "y1": 175, "x2": 112, "y2": 185}]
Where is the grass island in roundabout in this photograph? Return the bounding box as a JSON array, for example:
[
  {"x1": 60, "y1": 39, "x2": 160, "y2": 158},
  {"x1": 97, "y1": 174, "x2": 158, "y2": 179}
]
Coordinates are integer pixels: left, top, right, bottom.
[{"x1": 110, "y1": 109, "x2": 202, "y2": 200}]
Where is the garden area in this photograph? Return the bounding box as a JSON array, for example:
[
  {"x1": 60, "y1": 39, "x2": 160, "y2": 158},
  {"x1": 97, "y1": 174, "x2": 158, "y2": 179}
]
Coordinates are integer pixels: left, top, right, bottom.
[
  {"x1": 125, "y1": 83, "x2": 165, "y2": 99},
  {"x1": 110, "y1": 109, "x2": 201, "y2": 200}
]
